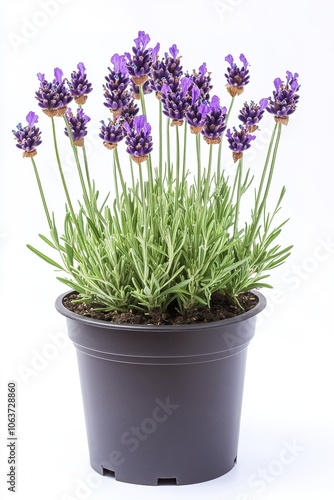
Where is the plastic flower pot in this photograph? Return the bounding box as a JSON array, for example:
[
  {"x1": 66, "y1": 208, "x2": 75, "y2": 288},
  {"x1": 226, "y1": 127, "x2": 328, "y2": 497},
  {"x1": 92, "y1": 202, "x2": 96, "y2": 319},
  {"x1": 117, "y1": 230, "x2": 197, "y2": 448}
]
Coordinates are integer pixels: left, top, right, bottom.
[{"x1": 55, "y1": 290, "x2": 266, "y2": 486}]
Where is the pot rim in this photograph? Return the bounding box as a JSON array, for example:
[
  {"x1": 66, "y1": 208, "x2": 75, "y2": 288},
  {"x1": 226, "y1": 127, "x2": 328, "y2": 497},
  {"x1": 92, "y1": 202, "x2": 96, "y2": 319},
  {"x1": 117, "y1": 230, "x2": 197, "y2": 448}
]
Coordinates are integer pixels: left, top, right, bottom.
[{"x1": 55, "y1": 289, "x2": 266, "y2": 332}]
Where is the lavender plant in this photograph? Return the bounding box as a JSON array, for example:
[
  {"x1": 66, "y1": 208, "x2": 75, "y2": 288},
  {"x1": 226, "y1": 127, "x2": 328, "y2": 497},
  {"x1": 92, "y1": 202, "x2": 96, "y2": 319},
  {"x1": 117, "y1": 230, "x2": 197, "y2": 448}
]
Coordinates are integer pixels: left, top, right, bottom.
[{"x1": 13, "y1": 31, "x2": 300, "y2": 316}]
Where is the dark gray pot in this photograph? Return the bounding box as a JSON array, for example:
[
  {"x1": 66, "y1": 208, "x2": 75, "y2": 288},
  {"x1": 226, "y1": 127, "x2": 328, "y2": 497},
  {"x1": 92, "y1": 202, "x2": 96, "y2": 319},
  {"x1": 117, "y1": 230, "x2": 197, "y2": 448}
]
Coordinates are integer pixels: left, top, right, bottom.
[{"x1": 55, "y1": 290, "x2": 266, "y2": 485}]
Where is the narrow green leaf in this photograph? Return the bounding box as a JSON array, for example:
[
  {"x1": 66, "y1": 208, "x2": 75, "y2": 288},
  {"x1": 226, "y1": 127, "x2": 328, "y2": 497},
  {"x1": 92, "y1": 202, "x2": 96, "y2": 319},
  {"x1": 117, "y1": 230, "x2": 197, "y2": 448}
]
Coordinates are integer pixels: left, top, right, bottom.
[{"x1": 27, "y1": 244, "x2": 64, "y2": 270}]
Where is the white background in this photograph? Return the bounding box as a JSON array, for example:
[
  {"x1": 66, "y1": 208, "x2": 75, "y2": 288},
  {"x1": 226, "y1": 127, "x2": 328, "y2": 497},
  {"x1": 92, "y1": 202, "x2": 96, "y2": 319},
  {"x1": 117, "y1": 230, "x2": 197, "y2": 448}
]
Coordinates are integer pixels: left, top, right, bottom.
[{"x1": 1, "y1": 0, "x2": 334, "y2": 499}]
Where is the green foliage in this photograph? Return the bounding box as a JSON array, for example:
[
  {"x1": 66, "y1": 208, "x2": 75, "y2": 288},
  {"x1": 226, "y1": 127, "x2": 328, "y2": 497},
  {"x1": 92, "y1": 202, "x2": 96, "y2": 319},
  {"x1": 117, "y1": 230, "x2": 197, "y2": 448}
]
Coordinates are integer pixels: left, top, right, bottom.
[{"x1": 27, "y1": 87, "x2": 292, "y2": 315}]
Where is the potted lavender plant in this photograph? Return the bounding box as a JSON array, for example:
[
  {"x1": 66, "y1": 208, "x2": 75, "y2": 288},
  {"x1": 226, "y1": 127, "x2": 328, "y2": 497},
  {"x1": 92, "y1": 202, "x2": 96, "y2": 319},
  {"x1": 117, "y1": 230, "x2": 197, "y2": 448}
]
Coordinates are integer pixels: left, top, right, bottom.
[{"x1": 13, "y1": 31, "x2": 300, "y2": 485}]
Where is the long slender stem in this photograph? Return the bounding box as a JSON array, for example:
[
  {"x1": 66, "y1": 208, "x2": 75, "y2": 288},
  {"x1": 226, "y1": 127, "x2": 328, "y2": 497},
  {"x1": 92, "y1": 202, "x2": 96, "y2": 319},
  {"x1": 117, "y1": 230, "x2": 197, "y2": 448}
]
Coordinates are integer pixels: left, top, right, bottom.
[
  {"x1": 246, "y1": 123, "x2": 282, "y2": 248},
  {"x1": 139, "y1": 83, "x2": 147, "y2": 117},
  {"x1": 205, "y1": 144, "x2": 213, "y2": 202},
  {"x1": 112, "y1": 149, "x2": 120, "y2": 210},
  {"x1": 233, "y1": 157, "x2": 243, "y2": 239},
  {"x1": 138, "y1": 164, "x2": 147, "y2": 239},
  {"x1": 51, "y1": 117, "x2": 93, "y2": 258},
  {"x1": 175, "y1": 124, "x2": 181, "y2": 208},
  {"x1": 166, "y1": 117, "x2": 171, "y2": 174},
  {"x1": 258, "y1": 123, "x2": 282, "y2": 215},
  {"x1": 217, "y1": 96, "x2": 235, "y2": 180},
  {"x1": 182, "y1": 121, "x2": 187, "y2": 183},
  {"x1": 63, "y1": 116, "x2": 89, "y2": 202},
  {"x1": 196, "y1": 133, "x2": 202, "y2": 202},
  {"x1": 158, "y1": 99, "x2": 163, "y2": 180},
  {"x1": 31, "y1": 157, "x2": 52, "y2": 229},
  {"x1": 114, "y1": 148, "x2": 135, "y2": 239},
  {"x1": 51, "y1": 117, "x2": 75, "y2": 219},
  {"x1": 82, "y1": 144, "x2": 92, "y2": 196},
  {"x1": 253, "y1": 122, "x2": 278, "y2": 215}
]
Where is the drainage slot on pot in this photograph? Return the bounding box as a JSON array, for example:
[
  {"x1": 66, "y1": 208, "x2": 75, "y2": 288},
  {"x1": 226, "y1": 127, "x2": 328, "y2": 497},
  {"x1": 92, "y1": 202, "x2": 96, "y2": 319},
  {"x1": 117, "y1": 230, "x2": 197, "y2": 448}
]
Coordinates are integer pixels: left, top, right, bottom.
[
  {"x1": 157, "y1": 478, "x2": 177, "y2": 485},
  {"x1": 102, "y1": 467, "x2": 115, "y2": 478}
]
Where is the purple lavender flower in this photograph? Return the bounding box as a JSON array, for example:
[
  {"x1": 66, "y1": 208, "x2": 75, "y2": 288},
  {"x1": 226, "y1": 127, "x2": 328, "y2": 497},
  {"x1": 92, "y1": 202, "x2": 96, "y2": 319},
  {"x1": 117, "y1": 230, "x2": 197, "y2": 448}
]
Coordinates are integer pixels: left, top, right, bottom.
[
  {"x1": 165, "y1": 44, "x2": 183, "y2": 79},
  {"x1": 123, "y1": 114, "x2": 153, "y2": 163},
  {"x1": 266, "y1": 71, "x2": 300, "y2": 125},
  {"x1": 125, "y1": 31, "x2": 160, "y2": 86},
  {"x1": 103, "y1": 54, "x2": 131, "y2": 117},
  {"x1": 225, "y1": 54, "x2": 250, "y2": 97},
  {"x1": 64, "y1": 108, "x2": 91, "y2": 147},
  {"x1": 99, "y1": 118, "x2": 125, "y2": 150},
  {"x1": 68, "y1": 62, "x2": 93, "y2": 105},
  {"x1": 105, "y1": 54, "x2": 130, "y2": 93},
  {"x1": 191, "y1": 63, "x2": 212, "y2": 101},
  {"x1": 238, "y1": 98, "x2": 268, "y2": 132},
  {"x1": 150, "y1": 44, "x2": 183, "y2": 98},
  {"x1": 201, "y1": 96, "x2": 227, "y2": 144},
  {"x1": 12, "y1": 111, "x2": 42, "y2": 158},
  {"x1": 120, "y1": 98, "x2": 140, "y2": 123},
  {"x1": 185, "y1": 84, "x2": 209, "y2": 134},
  {"x1": 35, "y1": 68, "x2": 73, "y2": 117},
  {"x1": 226, "y1": 126, "x2": 256, "y2": 162},
  {"x1": 161, "y1": 79, "x2": 191, "y2": 126},
  {"x1": 103, "y1": 88, "x2": 131, "y2": 117}
]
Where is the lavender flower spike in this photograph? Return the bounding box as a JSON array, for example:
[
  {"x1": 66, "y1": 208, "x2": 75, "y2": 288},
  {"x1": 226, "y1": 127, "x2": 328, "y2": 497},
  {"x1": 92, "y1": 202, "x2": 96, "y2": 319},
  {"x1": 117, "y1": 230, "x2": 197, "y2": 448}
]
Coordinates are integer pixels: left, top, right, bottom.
[
  {"x1": 191, "y1": 62, "x2": 212, "y2": 101},
  {"x1": 201, "y1": 95, "x2": 227, "y2": 144},
  {"x1": 99, "y1": 118, "x2": 125, "y2": 150},
  {"x1": 64, "y1": 108, "x2": 91, "y2": 147},
  {"x1": 226, "y1": 126, "x2": 256, "y2": 162},
  {"x1": 161, "y1": 79, "x2": 190, "y2": 126},
  {"x1": 150, "y1": 44, "x2": 183, "y2": 98},
  {"x1": 125, "y1": 31, "x2": 160, "y2": 86},
  {"x1": 124, "y1": 114, "x2": 153, "y2": 164},
  {"x1": 35, "y1": 68, "x2": 73, "y2": 117},
  {"x1": 185, "y1": 84, "x2": 209, "y2": 134},
  {"x1": 266, "y1": 71, "x2": 300, "y2": 125},
  {"x1": 238, "y1": 98, "x2": 268, "y2": 132},
  {"x1": 68, "y1": 62, "x2": 93, "y2": 105},
  {"x1": 103, "y1": 53, "x2": 130, "y2": 117},
  {"x1": 12, "y1": 111, "x2": 42, "y2": 158},
  {"x1": 225, "y1": 54, "x2": 250, "y2": 97}
]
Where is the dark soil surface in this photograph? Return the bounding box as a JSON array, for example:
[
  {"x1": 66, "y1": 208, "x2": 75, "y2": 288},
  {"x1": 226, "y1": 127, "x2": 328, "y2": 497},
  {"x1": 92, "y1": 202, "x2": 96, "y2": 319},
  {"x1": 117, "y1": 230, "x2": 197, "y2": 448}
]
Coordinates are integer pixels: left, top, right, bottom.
[{"x1": 63, "y1": 291, "x2": 259, "y2": 326}]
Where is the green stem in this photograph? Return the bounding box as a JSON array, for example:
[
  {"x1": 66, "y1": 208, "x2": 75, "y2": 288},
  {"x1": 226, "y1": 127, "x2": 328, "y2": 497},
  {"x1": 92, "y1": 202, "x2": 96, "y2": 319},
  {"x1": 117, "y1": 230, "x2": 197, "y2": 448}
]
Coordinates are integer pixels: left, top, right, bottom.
[
  {"x1": 159, "y1": 99, "x2": 163, "y2": 181},
  {"x1": 51, "y1": 117, "x2": 75, "y2": 219},
  {"x1": 247, "y1": 123, "x2": 282, "y2": 248},
  {"x1": 233, "y1": 157, "x2": 243, "y2": 239},
  {"x1": 166, "y1": 117, "x2": 171, "y2": 175},
  {"x1": 138, "y1": 164, "x2": 147, "y2": 238},
  {"x1": 139, "y1": 83, "x2": 147, "y2": 117},
  {"x1": 175, "y1": 125, "x2": 180, "y2": 208},
  {"x1": 63, "y1": 116, "x2": 91, "y2": 216},
  {"x1": 112, "y1": 149, "x2": 120, "y2": 210},
  {"x1": 205, "y1": 144, "x2": 213, "y2": 202},
  {"x1": 182, "y1": 121, "x2": 187, "y2": 183},
  {"x1": 254, "y1": 122, "x2": 278, "y2": 215},
  {"x1": 31, "y1": 157, "x2": 52, "y2": 229},
  {"x1": 196, "y1": 133, "x2": 202, "y2": 202},
  {"x1": 69, "y1": 103, "x2": 93, "y2": 199},
  {"x1": 114, "y1": 148, "x2": 135, "y2": 239},
  {"x1": 82, "y1": 144, "x2": 92, "y2": 197},
  {"x1": 217, "y1": 96, "x2": 235, "y2": 180},
  {"x1": 258, "y1": 123, "x2": 282, "y2": 215}
]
